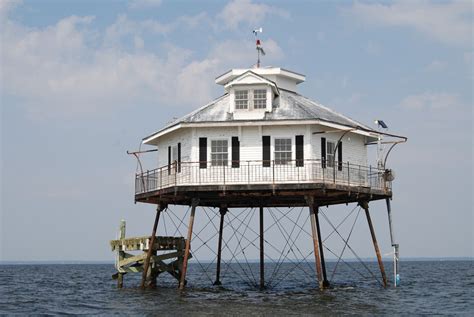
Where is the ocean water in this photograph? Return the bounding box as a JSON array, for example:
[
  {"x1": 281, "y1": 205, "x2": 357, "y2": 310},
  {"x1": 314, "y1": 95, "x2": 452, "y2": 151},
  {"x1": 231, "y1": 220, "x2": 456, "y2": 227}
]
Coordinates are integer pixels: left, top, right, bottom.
[{"x1": 0, "y1": 261, "x2": 472, "y2": 315}]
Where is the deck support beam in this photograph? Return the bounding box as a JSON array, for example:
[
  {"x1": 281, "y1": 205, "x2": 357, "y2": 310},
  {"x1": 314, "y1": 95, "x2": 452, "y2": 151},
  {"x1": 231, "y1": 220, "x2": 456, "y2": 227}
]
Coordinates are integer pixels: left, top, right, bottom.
[
  {"x1": 259, "y1": 206, "x2": 265, "y2": 290},
  {"x1": 306, "y1": 196, "x2": 325, "y2": 289},
  {"x1": 214, "y1": 207, "x2": 227, "y2": 286},
  {"x1": 140, "y1": 204, "x2": 165, "y2": 289},
  {"x1": 360, "y1": 201, "x2": 387, "y2": 288},
  {"x1": 179, "y1": 198, "x2": 199, "y2": 289}
]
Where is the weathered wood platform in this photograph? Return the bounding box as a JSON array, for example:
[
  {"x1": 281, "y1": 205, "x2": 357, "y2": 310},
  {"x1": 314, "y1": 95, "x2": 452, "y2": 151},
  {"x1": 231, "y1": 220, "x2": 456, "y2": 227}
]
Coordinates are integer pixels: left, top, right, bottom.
[{"x1": 111, "y1": 232, "x2": 190, "y2": 288}]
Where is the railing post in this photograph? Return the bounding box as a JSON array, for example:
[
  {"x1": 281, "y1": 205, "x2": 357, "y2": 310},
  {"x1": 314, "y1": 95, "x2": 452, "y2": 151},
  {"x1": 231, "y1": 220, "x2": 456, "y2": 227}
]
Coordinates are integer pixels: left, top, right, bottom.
[
  {"x1": 223, "y1": 163, "x2": 226, "y2": 185},
  {"x1": 297, "y1": 161, "x2": 300, "y2": 183},
  {"x1": 272, "y1": 160, "x2": 275, "y2": 185},
  {"x1": 174, "y1": 161, "x2": 178, "y2": 186},
  {"x1": 347, "y1": 162, "x2": 350, "y2": 186},
  {"x1": 247, "y1": 161, "x2": 250, "y2": 184},
  {"x1": 358, "y1": 165, "x2": 361, "y2": 186},
  {"x1": 322, "y1": 163, "x2": 325, "y2": 183},
  {"x1": 146, "y1": 170, "x2": 149, "y2": 192},
  {"x1": 160, "y1": 167, "x2": 163, "y2": 189},
  {"x1": 369, "y1": 165, "x2": 372, "y2": 188}
]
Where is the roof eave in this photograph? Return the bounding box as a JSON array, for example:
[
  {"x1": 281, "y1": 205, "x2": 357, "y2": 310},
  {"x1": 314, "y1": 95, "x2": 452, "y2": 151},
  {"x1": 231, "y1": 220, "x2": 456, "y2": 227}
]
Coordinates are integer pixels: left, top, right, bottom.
[{"x1": 142, "y1": 119, "x2": 383, "y2": 145}]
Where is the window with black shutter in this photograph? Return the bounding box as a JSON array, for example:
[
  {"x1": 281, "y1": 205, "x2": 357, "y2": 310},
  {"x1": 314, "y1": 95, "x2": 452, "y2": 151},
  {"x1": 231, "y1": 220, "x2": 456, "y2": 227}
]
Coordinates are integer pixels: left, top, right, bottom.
[
  {"x1": 321, "y1": 137, "x2": 326, "y2": 168},
  {"x1": 178, "y1": 142, "x2": 181, "y2": 173},
  {"x1": 295, "y1": 135, "x2": 304, "y2": 167},
  {"x1": 199, "y1": 137, "x2": 207, "y2": 169},
  {"x1": 168, "y1": 146, "x2": 171, "y2": 174},
  {"x1": 232, "y1": 137, "x2": 240, "y2": 168},
  {"x1": 337, "y1": 141, "x2": 342, "y2": 171},
  {"x1": 262, "y1": 136, "x2": 271, "y2": 167}
]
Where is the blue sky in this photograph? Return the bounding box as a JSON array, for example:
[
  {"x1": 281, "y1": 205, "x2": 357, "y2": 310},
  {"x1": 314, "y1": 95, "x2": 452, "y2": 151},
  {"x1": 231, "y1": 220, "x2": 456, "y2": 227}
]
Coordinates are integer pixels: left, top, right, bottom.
[{"x1": 1, "y1": 0, "x2": 472, "y2": 262}]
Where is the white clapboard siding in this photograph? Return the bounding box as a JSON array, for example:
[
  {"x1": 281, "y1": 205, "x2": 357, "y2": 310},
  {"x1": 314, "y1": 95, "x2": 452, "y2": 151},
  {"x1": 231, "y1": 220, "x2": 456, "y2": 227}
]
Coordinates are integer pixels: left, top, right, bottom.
[
  {"x1": 156, "y1": 128, "x2": 192, "y2": 167},
  {"x1": 310, "y1": 124, "x2": 367, "y2": 167}
]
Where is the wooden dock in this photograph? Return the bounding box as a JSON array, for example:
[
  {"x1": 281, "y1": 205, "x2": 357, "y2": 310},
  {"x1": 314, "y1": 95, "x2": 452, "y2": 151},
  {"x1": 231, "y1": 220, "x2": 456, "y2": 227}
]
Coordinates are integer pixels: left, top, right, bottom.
[{"x1": 110, "y1": 221, "x2": 190, "y2": 288}]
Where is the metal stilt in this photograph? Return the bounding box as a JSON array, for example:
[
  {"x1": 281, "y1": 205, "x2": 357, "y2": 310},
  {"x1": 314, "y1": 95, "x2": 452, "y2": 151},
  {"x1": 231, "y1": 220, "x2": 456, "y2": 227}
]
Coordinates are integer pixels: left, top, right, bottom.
[
  {"x1": 360, "y1": 201, "x2": 387, "y2": 288},
  {"x1": 214, "y1": 207, "x2": 227, "y2": 286},
  {"x1": 306, "y1": 196, "x2": 324, "y2": 289},
  {"x1": 386, "y1": 198, "x2": 400, "y2": 287},
  {"x1": 179, "y1": 198, "x2": 199, "y2": 289},
  {"x1": 315, "y1": 207, "x2": 330, "y2": 288},
  {"x1": 259, "y1": 206, "x2": 265, "y2": 290},
  {"x1": 141, "y1": 204, "x2": 164, "y2": 289}
]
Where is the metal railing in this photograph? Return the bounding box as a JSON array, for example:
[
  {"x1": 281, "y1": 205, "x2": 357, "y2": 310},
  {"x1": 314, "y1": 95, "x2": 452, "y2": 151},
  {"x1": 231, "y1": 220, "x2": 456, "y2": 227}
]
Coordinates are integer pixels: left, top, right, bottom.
[{"x1": 135, "y1": 159, "x2": 391, "y2": 195}]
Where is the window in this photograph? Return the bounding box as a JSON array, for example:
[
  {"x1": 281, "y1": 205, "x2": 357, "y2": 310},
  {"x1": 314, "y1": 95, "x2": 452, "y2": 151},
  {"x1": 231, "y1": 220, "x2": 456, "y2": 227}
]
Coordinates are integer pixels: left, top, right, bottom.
[
  {"x1": 235, "y1": 90, "x2": 248, "y2": 109},
  {"x1": 234, "y1": 88, "x2": 268, "y2": 110},
  {"x1": 211, "y1": 140, "x2": 228, "y2": 166},
  {"x1": 275, "y1": 138, "x2": 292, "y2": 165},
  {"x1": 253, "y1": 89, "x2": 266, "y2": 109},
  {"x1": 327, "y1": 141, "x2": 335, "y2": 168}
]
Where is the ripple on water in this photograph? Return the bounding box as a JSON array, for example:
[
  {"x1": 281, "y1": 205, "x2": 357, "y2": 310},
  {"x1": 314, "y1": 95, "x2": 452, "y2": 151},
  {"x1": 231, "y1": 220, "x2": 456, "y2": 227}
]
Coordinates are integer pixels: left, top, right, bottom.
[{"x1": 0, "y1": 262, "x2": 473, "y2": 315}]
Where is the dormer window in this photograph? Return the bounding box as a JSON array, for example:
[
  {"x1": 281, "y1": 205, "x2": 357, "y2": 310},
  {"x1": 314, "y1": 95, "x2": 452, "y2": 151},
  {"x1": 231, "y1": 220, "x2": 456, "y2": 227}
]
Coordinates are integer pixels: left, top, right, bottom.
[
  {"x1": 234, "y1": 88, "x2": 268, "y2": 111},
  {"x1": 235, "y1": 90, "x2": 249, "y2": 109},
  {"x1": 253, "y1": 89, "x2": 266, "y2": 109}
]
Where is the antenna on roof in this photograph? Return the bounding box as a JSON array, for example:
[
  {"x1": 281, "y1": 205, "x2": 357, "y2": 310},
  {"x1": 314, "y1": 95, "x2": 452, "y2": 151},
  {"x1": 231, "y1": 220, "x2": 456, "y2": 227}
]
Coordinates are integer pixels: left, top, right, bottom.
[{"x1": 252, "y1": 27, "x2": 265, "y2": 68}]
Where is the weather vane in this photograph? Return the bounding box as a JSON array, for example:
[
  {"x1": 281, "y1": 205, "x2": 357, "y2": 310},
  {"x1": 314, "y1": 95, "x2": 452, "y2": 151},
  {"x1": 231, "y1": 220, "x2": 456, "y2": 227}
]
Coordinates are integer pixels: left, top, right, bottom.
[{"x1": 253, "y1": 27, "x2": 265, "y2": 68}]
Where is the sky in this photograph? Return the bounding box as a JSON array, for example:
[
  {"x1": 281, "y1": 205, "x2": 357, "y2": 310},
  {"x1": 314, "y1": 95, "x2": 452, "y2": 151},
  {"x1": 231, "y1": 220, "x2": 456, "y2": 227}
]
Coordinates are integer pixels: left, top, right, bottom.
[{"x1": 0, "y1": 0, "x2": 472, "y2": 262}]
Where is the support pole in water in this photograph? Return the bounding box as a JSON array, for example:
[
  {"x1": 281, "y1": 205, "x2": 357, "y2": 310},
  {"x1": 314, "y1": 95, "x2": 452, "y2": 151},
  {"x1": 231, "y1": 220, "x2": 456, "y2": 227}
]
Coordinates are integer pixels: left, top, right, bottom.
[
  {"x1": 141, "y1": 204, "x2": 165, "y2": 289},
  {"x1": 214, "y1": 206, "x2": 227, "y2": 286},
  {"x1": 360, "y1": 201, "x2": 387, "y2": 288},
  {"x1": 315, "y1": 206, "x2": 330, "y2": 288},
  {"x1": 386, "y1": 198, "x2": 400, "y2": 287},
  {"x1": 117, "y1": 219, "x2": 126, "y2": 288},
  {"x1": 306, "y1": 196, "x2": 324, "y2": 289},
  {"x1": 259, "y1": 206, "x2": 265, "y2": 290},
  {"x1": 180, "y1": 198, "x2": 199, "y2": 289}
]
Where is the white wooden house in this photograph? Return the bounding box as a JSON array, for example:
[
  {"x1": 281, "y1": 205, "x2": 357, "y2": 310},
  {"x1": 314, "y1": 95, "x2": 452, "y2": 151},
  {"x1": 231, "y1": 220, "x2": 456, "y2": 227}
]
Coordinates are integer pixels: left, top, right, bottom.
[{"x1": 136, "y1": 66, "x2": 385, "y2": 195}]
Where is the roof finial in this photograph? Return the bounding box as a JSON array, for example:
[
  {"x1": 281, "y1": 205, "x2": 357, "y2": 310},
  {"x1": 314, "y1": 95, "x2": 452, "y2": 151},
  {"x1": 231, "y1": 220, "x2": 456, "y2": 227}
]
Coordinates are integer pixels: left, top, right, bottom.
[{"x1": 252, "y1": 27, "x2": 265, "y2": 68}]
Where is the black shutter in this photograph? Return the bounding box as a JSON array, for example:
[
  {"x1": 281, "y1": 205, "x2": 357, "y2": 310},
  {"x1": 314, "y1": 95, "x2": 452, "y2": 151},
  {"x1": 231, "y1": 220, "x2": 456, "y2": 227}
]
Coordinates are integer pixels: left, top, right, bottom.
[
  {"x1": 296, "y1": 135, "x2": 304, "y2": 167},
  {"x1": 199, "y1": 137, "x2": 207, "y2": 169},
  {"x1": 232, "y1": 137, "x2": 240, "y2": 168},
  {"x1": 178, "y1": 142, "x2": 181, "y2": 173},
  {"x1": 337, "y1": 141, "x2": 342, "y2": 171},
  {"x1": 168, "y1": 146, "x2": 171, "y2": 175},
  {"x1": 262, "y1": 136, "x2": 271, "y2": 167},
  {"x1": 321, "y1": 137, "x2": 326, "y2": 168}
]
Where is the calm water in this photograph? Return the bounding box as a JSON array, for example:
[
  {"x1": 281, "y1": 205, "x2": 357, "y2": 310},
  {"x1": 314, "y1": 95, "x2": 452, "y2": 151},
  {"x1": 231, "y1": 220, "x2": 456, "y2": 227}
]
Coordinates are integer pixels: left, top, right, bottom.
[{"x1": 0, "y1": 261, "x2": 472, "y2": 315}]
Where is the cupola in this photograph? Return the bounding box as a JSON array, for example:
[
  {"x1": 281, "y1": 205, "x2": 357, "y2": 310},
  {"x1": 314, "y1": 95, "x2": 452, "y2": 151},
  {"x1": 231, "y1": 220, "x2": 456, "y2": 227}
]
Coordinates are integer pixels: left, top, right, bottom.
[{"x1": 215, "y1": 67, "x2": 305, "y2": 120}]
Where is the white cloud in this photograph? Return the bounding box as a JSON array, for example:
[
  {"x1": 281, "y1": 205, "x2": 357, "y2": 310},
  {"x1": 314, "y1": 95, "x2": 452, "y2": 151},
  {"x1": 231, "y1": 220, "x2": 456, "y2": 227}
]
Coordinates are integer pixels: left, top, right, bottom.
[
  {"x1": 425, "y1": 60, "x2": 446, "y2": 72},
  {"x1": 0, "y1": 0, "x2": 21, "y2": 17},
  {"x1": 1, "y1": 8, "x2": 284, "y2": 119},
  {"x1": 399, "y1": 92, "x2": 461, "y2": 110},
  {"x1": 128, "y1": 0, "x2": 162, "y2": 9},
  {"x1": 103, "y1": 13, "x2": 208, "y2": 47},
  {"x1": 349, "y1": 0, "x2": 472, "y2": 46},
  {"x1": 217, "y1": 0, "x2": 289, "y2": 30}
]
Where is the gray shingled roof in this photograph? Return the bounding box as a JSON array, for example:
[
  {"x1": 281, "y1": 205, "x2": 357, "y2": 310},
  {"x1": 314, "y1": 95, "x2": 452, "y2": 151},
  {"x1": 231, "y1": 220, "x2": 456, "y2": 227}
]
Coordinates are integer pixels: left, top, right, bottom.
[{"x1": 145, "y1": 90, "x2": 374, "y2": 140}]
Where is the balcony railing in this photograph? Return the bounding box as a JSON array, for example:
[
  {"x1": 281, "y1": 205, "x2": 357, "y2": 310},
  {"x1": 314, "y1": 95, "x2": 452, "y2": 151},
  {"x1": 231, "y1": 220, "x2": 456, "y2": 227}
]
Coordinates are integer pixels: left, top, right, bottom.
[{"x1": 134, "y1": 159, "x2": 391, "y2": 195}]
